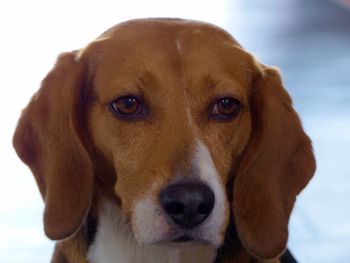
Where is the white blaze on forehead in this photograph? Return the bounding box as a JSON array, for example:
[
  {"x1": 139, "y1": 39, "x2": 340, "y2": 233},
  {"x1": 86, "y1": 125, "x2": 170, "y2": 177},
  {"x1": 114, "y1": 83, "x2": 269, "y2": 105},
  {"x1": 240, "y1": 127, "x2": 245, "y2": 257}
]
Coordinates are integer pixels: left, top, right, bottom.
[
  {"x1": 186, "y1": 108, "x2": 195, "y2": 128},
  {"x1": 194, "y1": 141, "x2": 220, "y2": 181},
  {"x1": 176, "y1": 39, "x2": 182, "y2": 54},
  {"x1": 193, "y1": 140, "x2": 229, "y2": 246}
]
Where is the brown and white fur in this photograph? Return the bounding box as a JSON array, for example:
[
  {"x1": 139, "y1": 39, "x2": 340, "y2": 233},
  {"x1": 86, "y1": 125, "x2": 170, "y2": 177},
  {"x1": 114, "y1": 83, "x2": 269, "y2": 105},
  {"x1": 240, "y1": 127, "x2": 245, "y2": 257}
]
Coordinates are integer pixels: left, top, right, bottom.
[{"x1": 13, "y1": 18, "x2": 316, "y2": 263}]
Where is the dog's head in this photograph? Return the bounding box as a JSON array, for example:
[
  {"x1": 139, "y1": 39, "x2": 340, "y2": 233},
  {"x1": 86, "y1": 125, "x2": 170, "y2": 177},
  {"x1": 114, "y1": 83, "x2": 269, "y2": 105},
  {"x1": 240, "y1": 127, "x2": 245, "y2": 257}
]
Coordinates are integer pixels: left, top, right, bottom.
[{"x1": 13, "y1": 19, "x2": 315, "y2": 260}]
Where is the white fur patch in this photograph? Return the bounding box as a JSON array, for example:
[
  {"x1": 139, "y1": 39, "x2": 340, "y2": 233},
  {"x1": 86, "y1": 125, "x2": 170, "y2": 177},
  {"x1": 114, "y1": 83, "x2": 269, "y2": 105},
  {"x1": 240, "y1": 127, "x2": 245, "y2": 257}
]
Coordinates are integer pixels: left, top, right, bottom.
[
  {"x1": 176, "y1": 39, "x2": 182, "y2": 54},
  {"x1": 133, "y1": 183, "x2": 170, "y2": 244},
  {"x1": 193, "y1": 141, "x2": 229, "y2": 246},
  {"x1": 88, "y1": 200, "x2": 216, "y2": 263}
]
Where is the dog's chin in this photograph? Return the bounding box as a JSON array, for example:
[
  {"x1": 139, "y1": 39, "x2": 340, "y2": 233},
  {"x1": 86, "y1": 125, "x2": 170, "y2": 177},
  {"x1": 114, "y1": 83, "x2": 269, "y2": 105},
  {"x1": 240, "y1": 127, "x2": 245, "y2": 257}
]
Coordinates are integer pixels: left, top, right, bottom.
[
  {"x1": 138, "y1": 234, "x2": 220, "y2": 249},
  {"x1": 133, "y1": 223, "x2": 224, "y2": 249},
  {"x1": 148, "y1": 239, "x2": 215, "y2": 250}
]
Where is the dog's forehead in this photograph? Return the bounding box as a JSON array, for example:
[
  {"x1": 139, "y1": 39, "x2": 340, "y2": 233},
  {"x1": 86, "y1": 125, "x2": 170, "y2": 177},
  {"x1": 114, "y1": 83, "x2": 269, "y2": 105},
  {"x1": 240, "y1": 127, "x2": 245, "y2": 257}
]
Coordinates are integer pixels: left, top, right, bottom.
[
  {"x1": 86, "y1": 19, "x2": 253, "y2": 102},
  {"x1": 102, "y1": 18, "x2": 239, "y2": 46}
]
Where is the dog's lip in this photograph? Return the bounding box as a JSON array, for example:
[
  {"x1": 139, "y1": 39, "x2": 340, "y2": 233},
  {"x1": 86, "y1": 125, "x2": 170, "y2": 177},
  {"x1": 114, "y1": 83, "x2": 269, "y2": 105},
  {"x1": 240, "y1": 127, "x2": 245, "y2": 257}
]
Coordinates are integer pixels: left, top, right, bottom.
[
  {"x1": 149, "y1": 234, "x2": 215, "y2": 248},
  {"x1": 165, "y1": 234, "x2": 212, "y2": 246},
  {"x1": 171, "y1": 235, "x2": 194, "y2": 242}
]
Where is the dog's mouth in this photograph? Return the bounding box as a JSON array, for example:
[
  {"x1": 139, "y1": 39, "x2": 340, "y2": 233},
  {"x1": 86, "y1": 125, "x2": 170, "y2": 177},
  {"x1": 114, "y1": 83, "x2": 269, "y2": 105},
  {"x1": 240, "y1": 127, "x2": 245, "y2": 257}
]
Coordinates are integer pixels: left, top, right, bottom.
[
  {"x1": 171, "y1": 235, "x2": 194, "y2": 243},
  {"x1": 162, "y1": 233, "x2": 213, "y2": 246}
]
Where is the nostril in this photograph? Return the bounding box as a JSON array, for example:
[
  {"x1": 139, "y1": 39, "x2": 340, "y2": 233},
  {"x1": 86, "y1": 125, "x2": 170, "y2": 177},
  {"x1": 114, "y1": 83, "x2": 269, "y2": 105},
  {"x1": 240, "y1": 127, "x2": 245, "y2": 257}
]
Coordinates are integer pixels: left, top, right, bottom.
[
  {"x1": 198, "y1": 202, "x2": 213, "y2": 215},
  {"x1": 164, "y1": 202, "x2": 184, "y2": 215}
]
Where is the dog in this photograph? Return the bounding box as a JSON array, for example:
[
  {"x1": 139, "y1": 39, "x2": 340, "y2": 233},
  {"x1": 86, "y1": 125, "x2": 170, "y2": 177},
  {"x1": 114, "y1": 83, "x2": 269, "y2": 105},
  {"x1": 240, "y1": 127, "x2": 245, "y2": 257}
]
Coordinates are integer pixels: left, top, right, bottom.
[{"x1": 13, "y1": 18, "x2": 315, "y2": 263}]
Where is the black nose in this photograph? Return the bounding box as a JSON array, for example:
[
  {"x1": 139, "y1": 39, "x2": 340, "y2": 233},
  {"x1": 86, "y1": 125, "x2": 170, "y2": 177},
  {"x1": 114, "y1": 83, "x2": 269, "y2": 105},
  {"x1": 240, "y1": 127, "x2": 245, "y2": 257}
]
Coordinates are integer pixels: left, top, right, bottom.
[{"x1": 160, "y1": 182, "x2": 215, "y2": 229}]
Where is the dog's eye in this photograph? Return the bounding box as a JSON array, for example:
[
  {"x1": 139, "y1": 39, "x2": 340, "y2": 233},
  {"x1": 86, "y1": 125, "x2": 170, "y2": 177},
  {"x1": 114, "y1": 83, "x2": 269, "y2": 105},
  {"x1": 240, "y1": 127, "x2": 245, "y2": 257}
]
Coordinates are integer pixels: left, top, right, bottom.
[
  {"x1": 210, "y1": 97, "x2": 242, "y2": 120},
  {"x1": 108, "y1": 95, "x2": 145, "y2": 120}
]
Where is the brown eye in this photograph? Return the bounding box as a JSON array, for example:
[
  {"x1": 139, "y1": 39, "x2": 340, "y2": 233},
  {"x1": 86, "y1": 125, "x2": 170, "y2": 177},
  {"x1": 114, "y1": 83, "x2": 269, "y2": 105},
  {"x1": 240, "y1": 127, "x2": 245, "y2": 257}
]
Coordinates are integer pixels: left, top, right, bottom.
[
  {"x1": 109, "y1": 95, "x2": 146, "y2": 120},
  {"x1": 210, "y1": 97, "x2": 242, "y2": 121}
]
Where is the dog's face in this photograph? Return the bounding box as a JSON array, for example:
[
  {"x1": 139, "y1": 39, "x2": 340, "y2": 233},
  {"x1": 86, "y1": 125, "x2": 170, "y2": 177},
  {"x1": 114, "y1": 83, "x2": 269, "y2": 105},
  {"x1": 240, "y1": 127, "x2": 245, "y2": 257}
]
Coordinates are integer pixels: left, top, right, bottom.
[
  {"x1": 89, "y1": 21, "x2": 253, "y2": 247},
  {"x1": 13, "y1": 19, "x2": 315, "y2": 260}
]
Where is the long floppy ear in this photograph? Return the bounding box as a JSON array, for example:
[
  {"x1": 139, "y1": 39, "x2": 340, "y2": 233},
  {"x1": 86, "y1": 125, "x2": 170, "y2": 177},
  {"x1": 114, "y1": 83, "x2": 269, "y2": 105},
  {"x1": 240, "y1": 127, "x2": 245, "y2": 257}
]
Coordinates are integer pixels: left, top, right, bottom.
[
  {"x1": 13, "y1": 52, "x2": 94, "y2": 240},
  {"x1": 233, "y1": 65, "x2": 316, "y2": 259}
]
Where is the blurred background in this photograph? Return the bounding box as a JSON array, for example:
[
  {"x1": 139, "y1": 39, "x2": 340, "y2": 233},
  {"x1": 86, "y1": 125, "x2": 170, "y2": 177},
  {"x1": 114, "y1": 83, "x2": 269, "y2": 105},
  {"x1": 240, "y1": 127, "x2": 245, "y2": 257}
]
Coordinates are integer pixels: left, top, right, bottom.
[{"x1": 0, "y1": 0, "x2": 349, "y2": 262}]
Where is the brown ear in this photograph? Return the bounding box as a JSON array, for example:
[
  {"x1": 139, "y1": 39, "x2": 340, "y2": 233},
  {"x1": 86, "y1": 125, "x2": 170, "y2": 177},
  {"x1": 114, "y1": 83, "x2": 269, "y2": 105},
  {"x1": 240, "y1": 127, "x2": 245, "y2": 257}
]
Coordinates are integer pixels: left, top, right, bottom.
[
  {"x1": 13, "y1": 52, "x2": 94, "y2": 240},
  {"x1": 233, "y1": 65, "x2": 316, "y2": 259}
]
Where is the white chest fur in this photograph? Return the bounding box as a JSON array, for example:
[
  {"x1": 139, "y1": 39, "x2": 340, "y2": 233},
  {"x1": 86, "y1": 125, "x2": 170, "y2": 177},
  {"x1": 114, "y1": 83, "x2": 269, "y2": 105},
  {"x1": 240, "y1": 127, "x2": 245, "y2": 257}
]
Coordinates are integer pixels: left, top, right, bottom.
[{"x1": 88, "y1": 200, "x2": 216, "y2": 263}]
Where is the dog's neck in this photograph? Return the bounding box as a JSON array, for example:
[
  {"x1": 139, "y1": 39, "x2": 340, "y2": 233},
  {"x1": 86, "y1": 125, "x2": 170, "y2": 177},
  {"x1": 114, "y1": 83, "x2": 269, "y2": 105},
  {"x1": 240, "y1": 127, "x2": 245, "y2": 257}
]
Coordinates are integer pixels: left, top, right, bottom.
[{"x1": 87, "y1": 199, "x2": 216, "y2": 263}]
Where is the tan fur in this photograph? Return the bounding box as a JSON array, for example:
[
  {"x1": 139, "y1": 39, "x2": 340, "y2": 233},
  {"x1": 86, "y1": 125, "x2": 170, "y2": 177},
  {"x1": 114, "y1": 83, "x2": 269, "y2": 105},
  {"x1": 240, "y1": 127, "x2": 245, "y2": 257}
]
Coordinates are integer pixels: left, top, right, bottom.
[
  {"x1": 52, "y1": 231, "x2": 88, "y2": 263},
  {"x1": 13, "y1": 18, "x2": 315, "y2": 263}
]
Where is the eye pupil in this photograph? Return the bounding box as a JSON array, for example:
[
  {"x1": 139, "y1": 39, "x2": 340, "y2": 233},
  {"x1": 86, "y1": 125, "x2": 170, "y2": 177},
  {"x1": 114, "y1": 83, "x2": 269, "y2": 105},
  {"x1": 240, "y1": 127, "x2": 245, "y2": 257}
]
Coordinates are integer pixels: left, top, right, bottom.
[
  {"x1": 218, "y1": 98, "x2": 237, "y2": 114},
  {"x1": 124, "y1": 98, "x2": 137, "y2": 109},
  {"x1": 219, "y1": 98, "x2": 233, "y2": 109},
  {"x1": 116, "y1": 97, "x2": 138, "y2": 114},
  {"x1": 110, "y1": 96, "x2": 142, "y2": 116},
  {"x1": 210, "y1": 97, "x2": 242, "y2": 120}
]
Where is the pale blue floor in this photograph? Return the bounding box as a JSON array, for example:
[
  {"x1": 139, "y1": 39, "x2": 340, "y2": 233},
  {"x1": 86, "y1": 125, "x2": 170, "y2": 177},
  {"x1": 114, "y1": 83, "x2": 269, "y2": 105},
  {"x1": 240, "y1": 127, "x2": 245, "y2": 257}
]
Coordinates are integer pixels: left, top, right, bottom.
[{"x1": 1, "y1": 0, "x2": 349, "y2": 262}]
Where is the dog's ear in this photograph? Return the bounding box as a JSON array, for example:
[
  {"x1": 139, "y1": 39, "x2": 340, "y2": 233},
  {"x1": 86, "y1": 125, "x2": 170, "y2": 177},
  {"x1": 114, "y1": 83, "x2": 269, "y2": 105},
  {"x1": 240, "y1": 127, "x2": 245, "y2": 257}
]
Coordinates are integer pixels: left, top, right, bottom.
[
  {"x1": 13, "y1": 51, "x2": 94, "y2": 240},
  {"x1": 233, "y1": 64, "x2": 316, "y2": 259}
]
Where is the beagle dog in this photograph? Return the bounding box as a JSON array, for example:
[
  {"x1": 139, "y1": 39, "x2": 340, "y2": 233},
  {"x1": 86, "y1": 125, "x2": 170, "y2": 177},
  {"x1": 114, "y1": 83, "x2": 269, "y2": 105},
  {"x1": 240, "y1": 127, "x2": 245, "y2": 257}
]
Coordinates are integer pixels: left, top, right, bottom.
[{"x1": 13, "y1": 18, "x2": 315, "y2": 263}]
